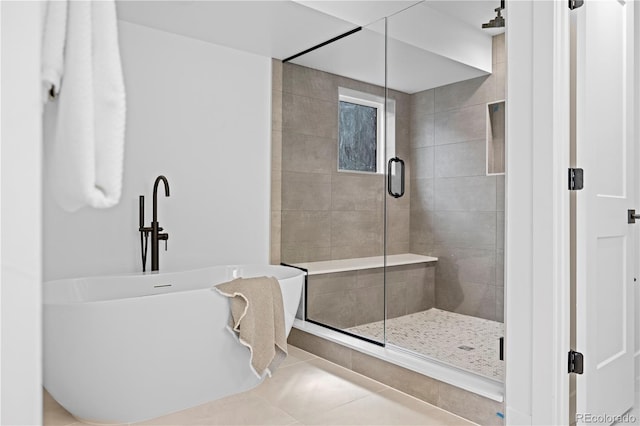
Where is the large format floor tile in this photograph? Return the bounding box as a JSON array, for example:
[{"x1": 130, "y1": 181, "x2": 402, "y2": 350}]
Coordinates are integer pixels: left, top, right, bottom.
[
  {"x1": 138, "y1": 392, "x2": 297, "y2": 426},
  {"x1": 44, "y1": 344, "x2": 476, "y2": 426},
  {"x1": 251, "y1": 356, "x2": 386, "y2": 419},
  {"x1": 299, "y1": 388, "x2": 474, "y2": 426}
]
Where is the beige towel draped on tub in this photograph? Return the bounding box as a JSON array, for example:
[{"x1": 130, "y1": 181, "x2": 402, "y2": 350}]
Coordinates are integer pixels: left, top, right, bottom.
[{"x1": 214, "y1": 276, "x2": 287, "y2": 378}]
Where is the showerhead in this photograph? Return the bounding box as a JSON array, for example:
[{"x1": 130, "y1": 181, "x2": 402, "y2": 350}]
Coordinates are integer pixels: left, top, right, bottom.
[
  {"x1": 482, "y1": 0, "x2": 505, "y2": 29},
  {"x1": 482, "y1": 9, "x2": 504, "y2": 29}
]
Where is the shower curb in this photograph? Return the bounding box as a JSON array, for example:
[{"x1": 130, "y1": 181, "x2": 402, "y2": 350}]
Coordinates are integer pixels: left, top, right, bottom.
[{"x1": 289, "y1": 327, "x2": 505, "y2": 426}]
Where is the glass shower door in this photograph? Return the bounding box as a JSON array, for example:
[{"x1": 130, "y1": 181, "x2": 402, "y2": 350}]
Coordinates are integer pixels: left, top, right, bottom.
[{"x1": 383, "y1": 2, "x2": 507, "y2": 382}]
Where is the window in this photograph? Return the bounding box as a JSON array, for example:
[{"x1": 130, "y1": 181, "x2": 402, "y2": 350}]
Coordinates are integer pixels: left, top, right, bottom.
[{"x1": 337, "y1": 88, "x2": 395, "y2": 174}]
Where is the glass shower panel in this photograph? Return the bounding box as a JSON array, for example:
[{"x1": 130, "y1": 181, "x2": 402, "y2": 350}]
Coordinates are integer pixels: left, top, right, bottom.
[
  {"x1": 280, "y1": 18, "x2": 387, "y2": 344},
  {"x1": 385, "y1": 2, "x2": 506, "y2": 382}
]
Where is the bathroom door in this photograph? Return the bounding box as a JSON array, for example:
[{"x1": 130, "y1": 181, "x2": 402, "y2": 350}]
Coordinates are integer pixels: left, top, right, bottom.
[{"x1": 574, "y1": 0, "x2": 636, "y2": 423}]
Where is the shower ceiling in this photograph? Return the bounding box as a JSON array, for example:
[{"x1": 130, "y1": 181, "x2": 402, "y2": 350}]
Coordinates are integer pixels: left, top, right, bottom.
[
  {"x1": 296, "y1": 0, "x2": 505, "y2": 35},
  {"x1": 289, "y1": 1, "x2": 494, "y2": 93},
  {"x1": 117, "y1": 0, "x2": 500, "y2": 92}
]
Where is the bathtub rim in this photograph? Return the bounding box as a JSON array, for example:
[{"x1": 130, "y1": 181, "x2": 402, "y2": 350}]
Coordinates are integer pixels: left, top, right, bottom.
[{"x1": 43, "y1": 264, "x2": 305, "y2": 306}]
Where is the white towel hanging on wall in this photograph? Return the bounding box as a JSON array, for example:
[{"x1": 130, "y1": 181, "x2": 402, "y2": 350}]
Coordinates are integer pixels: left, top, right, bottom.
[
  {"x1": 43, "y1": 0, "x2": 126, "y2": 211},
  {"x1": 41, "y1": 0, "x2": 67, "y2": 102}
]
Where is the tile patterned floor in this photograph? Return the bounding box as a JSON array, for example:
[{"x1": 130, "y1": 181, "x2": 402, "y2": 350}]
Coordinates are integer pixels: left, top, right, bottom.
[
  {"x1": 346, "y1": 308, "x2": 504, "y2": 381},
  {"x1": 44, "y1": 345, "x2": 476, "y2": 426}
]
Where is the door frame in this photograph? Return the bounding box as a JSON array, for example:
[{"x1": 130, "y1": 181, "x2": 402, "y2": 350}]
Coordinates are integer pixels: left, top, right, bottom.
[
  {"x1": 636, "y1": 0, "x2": 640, "y2": 392},
  {"x1": 508, "y1": 0, "x2": 640, "y2": 424},
  {"x1": 505, "y1": 1, "x2": 572, "y2": 424}
]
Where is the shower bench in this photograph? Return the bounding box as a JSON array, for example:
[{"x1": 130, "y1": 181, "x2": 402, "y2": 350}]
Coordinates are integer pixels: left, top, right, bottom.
[{"x1": 291, "y1": 254, "x2": 438, "y2": 329}]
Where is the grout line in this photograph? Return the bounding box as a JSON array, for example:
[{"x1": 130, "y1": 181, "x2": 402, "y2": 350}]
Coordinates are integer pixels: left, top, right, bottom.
[
  {"x1": 279, "y1": 359, "x2": 308, "y2": 369},
  {"x1": 251, "y1": 393, "x2": 301, "y2": 424}
]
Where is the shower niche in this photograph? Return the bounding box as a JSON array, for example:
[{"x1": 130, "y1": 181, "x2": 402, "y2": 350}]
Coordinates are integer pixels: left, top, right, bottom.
[
  {"x1": 274, "y1": 1, "x2": 507, "y2": 384},
  {"x1": 487, "y1": 100, "x2": 506, "y2": 175}
]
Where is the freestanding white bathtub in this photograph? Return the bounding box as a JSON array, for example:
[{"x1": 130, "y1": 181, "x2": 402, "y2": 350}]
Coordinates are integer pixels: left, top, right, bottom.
[{"x1": 43, "y1": 264, "x2": 304, "y2": 424}]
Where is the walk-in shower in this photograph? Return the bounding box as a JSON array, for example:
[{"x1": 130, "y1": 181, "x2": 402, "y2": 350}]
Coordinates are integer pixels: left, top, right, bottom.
[{"x1": 275, "y1": 0, "x2": 506, "y2": 395}]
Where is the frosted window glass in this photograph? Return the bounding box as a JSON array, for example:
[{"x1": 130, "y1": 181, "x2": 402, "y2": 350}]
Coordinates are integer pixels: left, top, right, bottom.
[{"x1": 338, "y1": 101, "x2": 378, "y2": 172}]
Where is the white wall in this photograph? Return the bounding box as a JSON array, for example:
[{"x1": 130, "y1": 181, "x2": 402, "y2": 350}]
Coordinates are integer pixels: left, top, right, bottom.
[
  {"x1": 505, "y1": 2, "x2": 533, "y2": 423},
  {"x1": 1, "y1": 1, "x2": 44, "y2": 424},
  {"x1": 44, "y1": 21, "x2": 272, "y2": 280}
]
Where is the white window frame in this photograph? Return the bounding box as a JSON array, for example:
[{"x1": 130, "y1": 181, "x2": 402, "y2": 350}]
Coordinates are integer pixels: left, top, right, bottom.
[{"x1": 338, "y1": 87, "x2": 395, "y2": 175}]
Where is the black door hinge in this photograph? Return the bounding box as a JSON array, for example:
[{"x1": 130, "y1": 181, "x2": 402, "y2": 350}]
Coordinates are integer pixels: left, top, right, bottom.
[
  {"x1": 499, "y1": 337, "x2": 504, "y2": 361},
  {"x1": 568, "y1": 168, "x2": 584, "y2": 190},
  {"x1": 569, "y1": 0, "x2": 584, "y2": 10},
  {"x1": 568, "y1": 350, "x2": 584, "y2": 374}
]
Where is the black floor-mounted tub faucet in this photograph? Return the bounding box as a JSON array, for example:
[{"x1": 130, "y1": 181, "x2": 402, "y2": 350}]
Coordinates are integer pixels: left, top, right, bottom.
[{"x1": 139, "y1": 175, "x2": 170, "y2": 272}]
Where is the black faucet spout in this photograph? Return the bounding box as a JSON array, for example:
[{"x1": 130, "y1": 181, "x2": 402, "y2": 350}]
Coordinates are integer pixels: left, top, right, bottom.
[
  {"x1": 149, "y1": 175, "x2": 170, "y2": 272},
  {"x1": 152, "y1": 175, "x2": 170, "y2": 223}
]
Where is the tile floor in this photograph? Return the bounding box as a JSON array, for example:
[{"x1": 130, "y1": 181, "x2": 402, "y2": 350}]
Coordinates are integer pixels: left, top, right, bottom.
[
  {"x1": 44, "y1": 345, "x2": 476, "y2": 426},
  {"x1": 347, "y1": 308, "x2": 504, "y2": 381}
]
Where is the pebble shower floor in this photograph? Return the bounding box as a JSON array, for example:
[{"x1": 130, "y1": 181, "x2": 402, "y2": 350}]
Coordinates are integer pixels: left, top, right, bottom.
[{"x1": 347, "y1": 308, "x2": 504, "y2": 381}]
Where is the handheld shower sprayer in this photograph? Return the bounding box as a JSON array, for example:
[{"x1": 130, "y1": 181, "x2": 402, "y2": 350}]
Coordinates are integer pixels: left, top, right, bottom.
[{"x1": 139, "y1": 195, "x2": 151, "y2": 272}]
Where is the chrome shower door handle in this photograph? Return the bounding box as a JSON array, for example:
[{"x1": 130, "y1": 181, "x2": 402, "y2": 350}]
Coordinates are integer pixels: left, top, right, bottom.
[{"x1": 387, "y1": 157, "x2": 405, "y2": 198}]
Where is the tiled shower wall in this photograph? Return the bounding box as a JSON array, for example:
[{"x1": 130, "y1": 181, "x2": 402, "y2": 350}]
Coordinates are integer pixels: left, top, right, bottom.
[
  {"x1": 273, "y1": 34, "x2": 506, "y2": 322},
  {"x1": 279, "y1": 63, "x2": 410, "y2": 264},
  {"x1": 409, "y1": 34, "x2": 506, "y2": 322}
]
